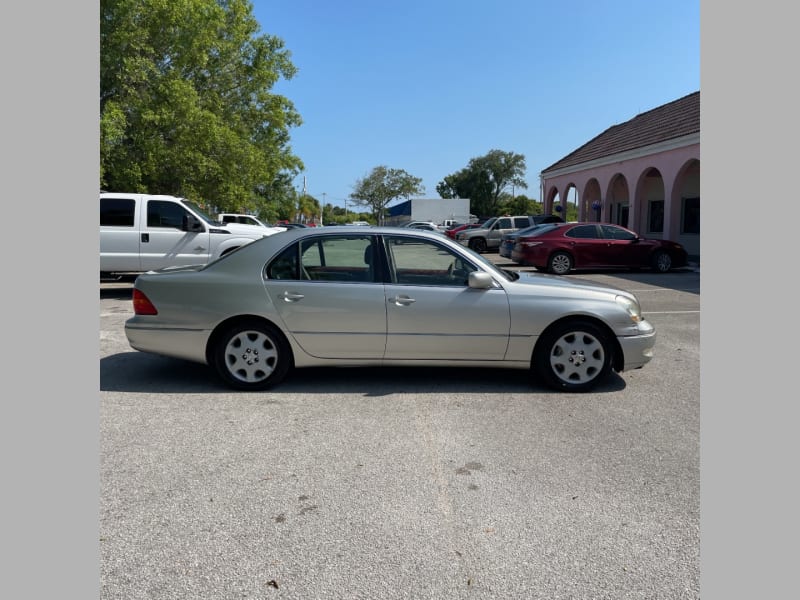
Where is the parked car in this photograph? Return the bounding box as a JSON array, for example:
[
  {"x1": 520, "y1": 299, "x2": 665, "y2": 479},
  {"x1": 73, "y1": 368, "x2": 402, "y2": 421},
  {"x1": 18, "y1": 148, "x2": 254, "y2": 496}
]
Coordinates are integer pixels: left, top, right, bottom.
[
  {"x1": 217, "y1": 213, "x2": 287, "y2": 233},
  {"x1": 403, "y1": 221, "x2": 442, "y2": 231},
  {"x1": 276, "y1": 222, "x2": 309, "y2": 229},
  {"x1": 498, "y1": 224, "x2": 550, "y2": 260},
  {"x1": 456, "y1": 214, "x2": 564, "y2": 253},
  {"x1": 126, "y1": 226, "x2": 656, "y2": 393},
  {"x1": 444, "y1": 223, "x2": 482, "y2": 239},
  {"x1": 512, "y1": 222, "x2": 688, "y2": 274}
]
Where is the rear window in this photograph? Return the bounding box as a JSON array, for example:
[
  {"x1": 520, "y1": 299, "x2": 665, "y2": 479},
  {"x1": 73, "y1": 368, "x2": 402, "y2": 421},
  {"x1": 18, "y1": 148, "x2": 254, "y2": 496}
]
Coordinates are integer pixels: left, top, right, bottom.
[
  {"x1": 100, "y1": 198, "x2": 135, "y2": 227},
  {"x1": 524, "y1": 224, "x2": 560, "y2": 237},
  {"x1": 513, "y1": 217, "x2": 530, "y2": 228}
]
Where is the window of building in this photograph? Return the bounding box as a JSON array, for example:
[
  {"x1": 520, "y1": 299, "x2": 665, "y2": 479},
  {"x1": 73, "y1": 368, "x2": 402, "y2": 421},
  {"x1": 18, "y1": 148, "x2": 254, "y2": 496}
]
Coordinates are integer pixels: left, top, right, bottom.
[
  {"x1": 648, "y1": 200, "x2": 664, "y2": 233},
  {"x1": 682, "y1": 197, "x2": 700, "y2": 234}
]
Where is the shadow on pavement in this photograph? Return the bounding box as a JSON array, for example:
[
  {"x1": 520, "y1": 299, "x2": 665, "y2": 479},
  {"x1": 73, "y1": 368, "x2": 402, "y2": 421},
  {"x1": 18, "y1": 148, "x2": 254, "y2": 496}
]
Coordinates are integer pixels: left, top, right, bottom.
[{"x1": 100, "y1": 352, "x2": 627, "y2": 396}]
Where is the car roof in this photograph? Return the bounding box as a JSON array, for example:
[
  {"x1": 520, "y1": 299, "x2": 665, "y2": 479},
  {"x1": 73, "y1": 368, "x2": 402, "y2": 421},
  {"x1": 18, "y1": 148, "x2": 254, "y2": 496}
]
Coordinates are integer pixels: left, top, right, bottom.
[{"x1": 206, "y1": 225, "x2": 508, "y2": 279}]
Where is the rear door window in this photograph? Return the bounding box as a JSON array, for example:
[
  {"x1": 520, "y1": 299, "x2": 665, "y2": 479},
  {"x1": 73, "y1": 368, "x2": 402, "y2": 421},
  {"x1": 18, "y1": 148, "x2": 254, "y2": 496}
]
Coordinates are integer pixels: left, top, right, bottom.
[{"x1": 100, "y1": 198, "x2": 135, "y2": 227}]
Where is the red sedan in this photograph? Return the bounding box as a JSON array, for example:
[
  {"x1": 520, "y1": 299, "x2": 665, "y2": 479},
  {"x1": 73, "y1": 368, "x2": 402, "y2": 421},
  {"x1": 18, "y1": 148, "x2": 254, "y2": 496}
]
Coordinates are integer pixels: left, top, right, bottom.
[
  {"x1": 512, "y1": 222, "x2": 688, "y2": 274},
  {"x1": 444, "y1": 223, "x2": 481, "y2": 239}
]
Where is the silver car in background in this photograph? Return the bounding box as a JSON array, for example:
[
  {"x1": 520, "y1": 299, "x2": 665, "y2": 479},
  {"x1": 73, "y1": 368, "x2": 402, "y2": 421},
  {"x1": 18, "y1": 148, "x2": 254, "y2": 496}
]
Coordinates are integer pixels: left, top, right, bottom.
[{"x1": 125, "y1": 226, "x2": 656, "y2": 393}]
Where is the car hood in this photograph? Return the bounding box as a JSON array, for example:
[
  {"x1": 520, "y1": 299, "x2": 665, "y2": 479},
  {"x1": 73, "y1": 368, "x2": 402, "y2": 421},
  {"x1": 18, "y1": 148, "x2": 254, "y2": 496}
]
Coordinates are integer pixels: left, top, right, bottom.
[
  {"x1": 510, "y1": 270, "x2": 632, "y2": 297},
  {"x1": 219, "y1": 222, "x2": 286, "y2": 236}
]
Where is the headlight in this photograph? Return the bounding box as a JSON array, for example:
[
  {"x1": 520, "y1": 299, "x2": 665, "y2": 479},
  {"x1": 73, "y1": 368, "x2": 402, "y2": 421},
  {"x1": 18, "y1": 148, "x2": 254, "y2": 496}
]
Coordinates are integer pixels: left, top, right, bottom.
[{"x1": 616, "y1": 295, "x2": 643, "y2": 323}]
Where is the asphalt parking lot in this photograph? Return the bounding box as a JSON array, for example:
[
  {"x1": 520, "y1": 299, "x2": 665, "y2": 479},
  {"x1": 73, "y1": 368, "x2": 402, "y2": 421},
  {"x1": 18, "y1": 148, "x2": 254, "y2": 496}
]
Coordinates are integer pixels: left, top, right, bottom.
[{"x1": 100, "y1": 258, "x2": 700, "y2": 599}]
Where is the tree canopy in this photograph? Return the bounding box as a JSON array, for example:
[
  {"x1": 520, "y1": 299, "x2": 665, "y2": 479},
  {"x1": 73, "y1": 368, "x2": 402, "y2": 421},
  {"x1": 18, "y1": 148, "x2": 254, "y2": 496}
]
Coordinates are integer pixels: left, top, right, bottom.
[
  {"x1": 100, "y1": 0, "x2": 303, "y2": 213},
  {"x1": 436, "y1": 149, "x2": 528, "y2": 217},
  {"x1": 349, "y1": 166, "x2": 424, "y2": 223}
]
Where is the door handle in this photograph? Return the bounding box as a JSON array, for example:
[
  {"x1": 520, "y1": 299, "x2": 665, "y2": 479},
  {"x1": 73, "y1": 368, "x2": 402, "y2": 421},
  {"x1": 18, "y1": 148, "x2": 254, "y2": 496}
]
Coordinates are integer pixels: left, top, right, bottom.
[
  {"x1": 282, "y1": 291, "x2": 305, "y2": 302},
  {"x1": 389, "y1": 295, "x2": 416, "y2": 306}
]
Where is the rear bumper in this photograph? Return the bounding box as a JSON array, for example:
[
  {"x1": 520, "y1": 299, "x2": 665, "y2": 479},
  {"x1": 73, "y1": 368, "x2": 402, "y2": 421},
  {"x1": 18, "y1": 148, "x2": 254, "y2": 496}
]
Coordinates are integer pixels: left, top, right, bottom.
[{"x1": 125, "y1": 320, "x2": 210, "y2": 364}]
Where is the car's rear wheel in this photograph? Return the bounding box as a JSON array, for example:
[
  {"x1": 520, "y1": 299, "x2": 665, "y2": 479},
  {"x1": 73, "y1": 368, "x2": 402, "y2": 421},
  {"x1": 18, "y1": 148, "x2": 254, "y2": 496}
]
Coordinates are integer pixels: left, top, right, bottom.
[
  {"x1": 469, "y1": 238, "x2": 487, "y2": 253},
  {"x1": 534, "y1": 320, "x2": 613, "y2": 392},
  {"x1": 548, "y1": 251, "x2": 573, "y2": 275},
  {"x1": 212, "y1": 320, "x2": 292, "y2": 390},
  {"x1": 651, "y1": 250, "x2": 672, "y2": 272}
]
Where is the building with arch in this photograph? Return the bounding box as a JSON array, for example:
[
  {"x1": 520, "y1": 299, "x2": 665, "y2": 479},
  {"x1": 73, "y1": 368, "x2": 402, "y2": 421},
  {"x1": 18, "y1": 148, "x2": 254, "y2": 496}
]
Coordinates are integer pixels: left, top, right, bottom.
[{"x1": 540, "y1": 91, "x2": 699, "y2": 258}]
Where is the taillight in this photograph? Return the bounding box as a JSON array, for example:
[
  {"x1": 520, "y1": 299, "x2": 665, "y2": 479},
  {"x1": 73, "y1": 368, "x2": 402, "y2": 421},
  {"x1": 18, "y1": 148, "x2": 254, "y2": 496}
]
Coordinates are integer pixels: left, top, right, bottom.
[
  {"x1": 132, "y1": 289, "x2": 158, "y2": 315},
  {"x1": 519, "y1": 239, "x2": 543, "y2": 248}
]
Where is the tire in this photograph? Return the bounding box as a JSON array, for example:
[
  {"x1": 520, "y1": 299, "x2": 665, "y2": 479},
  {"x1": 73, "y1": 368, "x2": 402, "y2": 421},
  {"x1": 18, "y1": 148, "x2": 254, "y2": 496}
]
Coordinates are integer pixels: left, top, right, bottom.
[
  {"x1": 651, "y1": 250, "x2": 672, "y2": 273},
  {"x1": 468, "y1": 237, "x2": 487, "y2": 253},
  {"x1": 212, "y1": 320, "x2": 292, "y2": 390},
  {"x1": 547, "y1": 251, "x2": 573, "y2": 275},
  {"x1": 534, "y1": 320, "x2": 613, "y2": 392}
]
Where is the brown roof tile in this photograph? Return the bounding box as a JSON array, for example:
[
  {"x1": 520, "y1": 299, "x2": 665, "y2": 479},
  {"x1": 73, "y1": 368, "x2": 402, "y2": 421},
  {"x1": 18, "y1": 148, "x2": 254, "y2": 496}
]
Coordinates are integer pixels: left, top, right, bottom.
[{"x1": 541, "y1": 91, "x2": 700, "y2": 174}]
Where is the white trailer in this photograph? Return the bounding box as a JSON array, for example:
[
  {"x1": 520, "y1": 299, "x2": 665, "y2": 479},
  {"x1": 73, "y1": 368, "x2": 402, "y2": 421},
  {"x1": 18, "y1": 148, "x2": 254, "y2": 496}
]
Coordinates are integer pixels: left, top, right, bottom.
[{"x1": 385, "y1": 198, "x2": 474, "y2": 227}]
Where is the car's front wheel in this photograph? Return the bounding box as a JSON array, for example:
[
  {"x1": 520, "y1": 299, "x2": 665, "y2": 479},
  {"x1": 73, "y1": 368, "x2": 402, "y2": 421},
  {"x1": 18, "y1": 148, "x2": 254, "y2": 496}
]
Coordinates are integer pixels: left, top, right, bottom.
[
  {"x1": 547, "y1": 251, "x2": 573, "y2": 275},
  {"x1": 651, "y1": 250, "x2": 672, "y2": 272},
  {"x1": 533, "y1": 320, "x2": 613, "y2": 392},
  {"x1": 468, "y1": 238, "x2": 487, "y2": 253},
  {"x1": 212, "y1": 320, "x2": 292, "y2": 390}
]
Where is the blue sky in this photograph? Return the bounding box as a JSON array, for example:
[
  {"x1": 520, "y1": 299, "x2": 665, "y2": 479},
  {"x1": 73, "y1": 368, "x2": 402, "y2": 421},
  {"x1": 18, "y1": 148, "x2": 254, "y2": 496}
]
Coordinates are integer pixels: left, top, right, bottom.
[{"x1": 251, "y1": 0, "x2": 700, "y2": 208}]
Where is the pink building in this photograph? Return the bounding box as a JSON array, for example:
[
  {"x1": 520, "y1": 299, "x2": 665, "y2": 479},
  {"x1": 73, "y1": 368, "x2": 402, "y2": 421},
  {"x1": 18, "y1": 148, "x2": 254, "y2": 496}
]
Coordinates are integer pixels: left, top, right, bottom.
[{"x1": 540, "y1": 91, "x2": 700, "y2": 258}]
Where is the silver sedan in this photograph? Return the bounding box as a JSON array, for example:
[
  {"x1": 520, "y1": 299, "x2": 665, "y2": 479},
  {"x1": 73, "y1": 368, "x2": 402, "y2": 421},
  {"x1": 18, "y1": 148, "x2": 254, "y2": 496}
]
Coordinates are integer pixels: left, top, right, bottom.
[{"x1": 125, "y1": 226, "x2": 656, "y2": 392}]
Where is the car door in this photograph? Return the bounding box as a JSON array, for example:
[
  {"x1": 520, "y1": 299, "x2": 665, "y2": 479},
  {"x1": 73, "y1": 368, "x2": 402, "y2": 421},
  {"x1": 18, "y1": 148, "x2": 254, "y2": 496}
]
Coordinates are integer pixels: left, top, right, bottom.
[
  {"x1": 100, "y1": 196, "x2": 141, "y2": 272},
  {"x1": 488, "y1": 217, "x2": 514, "y2": 246},
  {"x1": 599, "y1": 224, "x2": 649, "y2": 267},
  {"x1": 562, "y1": 224, "x2": 609, "y2": 267},
  {"x1": 263, "y1": 234, "x2": 387, "y2": 359},
  {"x1": 382, "y1": 235, "x2": 511, "y2": 360},
  {"x1": 139, "y1": 199, "x2": 212, "y2": 270}
]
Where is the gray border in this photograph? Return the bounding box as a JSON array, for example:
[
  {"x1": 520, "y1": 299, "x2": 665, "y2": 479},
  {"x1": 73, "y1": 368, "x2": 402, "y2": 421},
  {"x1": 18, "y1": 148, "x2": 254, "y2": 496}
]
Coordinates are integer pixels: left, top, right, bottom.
[
  {"x1": 701, "y1": 1, "x2": 796, "y2": 598},
  {"x1": 4, "y1": 2, "x2": 99, "y2": 597}
]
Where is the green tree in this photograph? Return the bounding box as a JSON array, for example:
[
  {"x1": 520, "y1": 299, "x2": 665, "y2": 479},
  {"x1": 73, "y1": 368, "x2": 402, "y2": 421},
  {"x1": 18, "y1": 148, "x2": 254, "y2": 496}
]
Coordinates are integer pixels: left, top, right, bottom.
[
  {"x1": 100, "y1": 0, "x2": 303, "y2": 209},
  {"x1": 436, "y1": 149, "x2": 528, "y2": 217},
  {"x1": 349, "y1": 166, "x2": 424, "y2": 223},
  {"x1": 298, "y1": 194, "x2": 321, "y2": 224},
  {"x1": 500, "y1": 193, "x2": 541, "y2": 215}
]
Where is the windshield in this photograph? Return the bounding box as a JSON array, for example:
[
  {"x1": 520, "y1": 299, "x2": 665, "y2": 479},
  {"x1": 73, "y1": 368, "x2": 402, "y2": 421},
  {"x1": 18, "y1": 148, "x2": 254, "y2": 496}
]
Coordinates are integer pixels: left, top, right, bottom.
[
  {"x1": 181, "y1": 199, "x2": 218, "y2": 225},
  {"x1": 479, "y1": 217, "x2": 497, "y2": 230}
]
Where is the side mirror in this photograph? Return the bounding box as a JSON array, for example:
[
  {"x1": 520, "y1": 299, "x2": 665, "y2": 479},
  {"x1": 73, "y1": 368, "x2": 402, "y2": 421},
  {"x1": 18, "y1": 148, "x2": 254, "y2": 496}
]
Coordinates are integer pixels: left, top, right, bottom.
[
  {"x1": 468, "y1": 271, "x2": 494, "y2": 289},
  {"x1": 183, "y1": 214, "x2": 205, "y2": 232}
]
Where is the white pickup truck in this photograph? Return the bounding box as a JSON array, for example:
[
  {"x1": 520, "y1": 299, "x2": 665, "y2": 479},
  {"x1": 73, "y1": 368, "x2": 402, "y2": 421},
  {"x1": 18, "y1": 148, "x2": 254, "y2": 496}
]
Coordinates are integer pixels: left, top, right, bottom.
[{"x1": 100, "y1": 192, "x2": 282, "y2": 277}]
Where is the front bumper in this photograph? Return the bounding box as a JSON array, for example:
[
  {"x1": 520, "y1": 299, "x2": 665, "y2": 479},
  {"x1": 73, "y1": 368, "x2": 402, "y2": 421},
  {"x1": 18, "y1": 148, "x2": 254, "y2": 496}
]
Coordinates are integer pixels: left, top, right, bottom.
[{"x1": 617, "y1": 320, "x2": 657, "y2": 371}]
